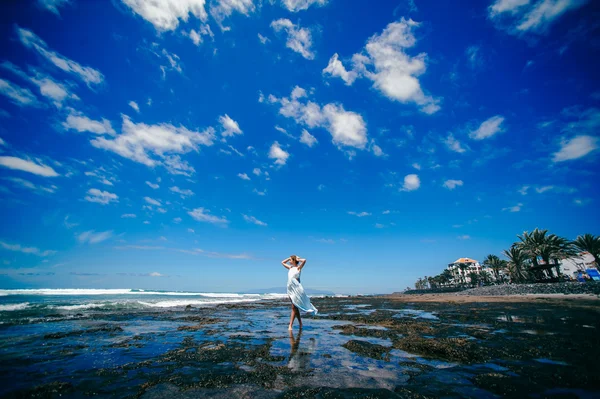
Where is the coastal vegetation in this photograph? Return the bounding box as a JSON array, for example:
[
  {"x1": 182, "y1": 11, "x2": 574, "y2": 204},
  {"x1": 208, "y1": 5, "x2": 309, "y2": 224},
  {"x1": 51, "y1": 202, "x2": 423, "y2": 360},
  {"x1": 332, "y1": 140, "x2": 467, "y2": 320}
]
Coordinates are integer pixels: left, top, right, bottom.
[{"x1": 414, "y1": 229, "x2": 599, "y2": 290}]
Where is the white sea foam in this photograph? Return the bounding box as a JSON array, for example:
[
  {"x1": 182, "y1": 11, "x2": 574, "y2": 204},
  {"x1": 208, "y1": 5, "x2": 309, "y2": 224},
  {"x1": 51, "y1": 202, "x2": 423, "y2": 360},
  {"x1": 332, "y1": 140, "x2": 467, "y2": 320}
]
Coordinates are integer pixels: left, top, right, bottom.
[
  {"x1": 0, "y1": 302, "x2": 29, "y2": 311},
  {"x1": 0, "y1": 289, "x2": 277, "y2": 297},
  {"x1": 137, "y1": 298, "x2": 263, "y2": 308}
]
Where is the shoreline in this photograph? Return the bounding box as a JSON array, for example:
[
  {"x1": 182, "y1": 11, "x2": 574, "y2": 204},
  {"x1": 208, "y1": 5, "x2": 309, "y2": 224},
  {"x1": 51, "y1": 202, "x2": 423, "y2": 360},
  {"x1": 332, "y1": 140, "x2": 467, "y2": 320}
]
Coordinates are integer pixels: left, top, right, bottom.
[{"x1": 386, "y1": 292, "x2": 600, "y2": 306}]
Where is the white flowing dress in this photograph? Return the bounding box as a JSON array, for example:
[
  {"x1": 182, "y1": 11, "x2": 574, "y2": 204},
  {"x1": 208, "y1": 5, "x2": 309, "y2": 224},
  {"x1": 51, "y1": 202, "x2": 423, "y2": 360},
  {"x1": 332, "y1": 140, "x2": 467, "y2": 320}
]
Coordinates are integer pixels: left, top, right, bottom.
[{"x1": 287, "y1": 266, "x2": 318, "y2": 314}]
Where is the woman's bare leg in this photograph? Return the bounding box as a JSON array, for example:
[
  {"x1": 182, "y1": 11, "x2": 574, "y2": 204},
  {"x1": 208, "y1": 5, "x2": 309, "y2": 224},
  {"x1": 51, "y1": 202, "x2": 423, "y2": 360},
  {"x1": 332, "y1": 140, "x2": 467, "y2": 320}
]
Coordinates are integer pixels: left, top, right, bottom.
[
  {"x1": 289, "y1": 303, "x2": 296, "y2": 330},
  {"x1": 295, "y1": 306, "x2": 302, "y2": 329}
]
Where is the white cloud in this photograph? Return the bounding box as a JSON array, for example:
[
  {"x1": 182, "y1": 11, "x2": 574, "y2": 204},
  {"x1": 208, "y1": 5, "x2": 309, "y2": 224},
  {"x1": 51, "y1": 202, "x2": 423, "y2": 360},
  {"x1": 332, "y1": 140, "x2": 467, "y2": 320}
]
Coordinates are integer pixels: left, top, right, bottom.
[
  {"x1": 91, "y1": 115, "x2": 215, "y2": 176},
  {"x1": 186, "y1": 24, "x2": 214, "y2": 45},
  {"x1": 85, "y1": 188, "x2": 118, "y2": 205},
  {"x1": 121, "y1": 0, "x2": 208, "y2": 31},
  {"x1": 16, "y1": 26, "x2": 104, "y2": 86},
  {"x1": 158, "y1": 48, "x2": 183, "y2": 78},
  {"x1": 503, "y1": 203, "x2": 523, "y2": 212},
  {"x1": 457, "y1": 235, "x2": 471, "y2": 240},
  {"x1": 146, "y1": 181, "x2": 159, "y2": 189},
  {"x1": 375, "y1": 223, "x2": 385, "y2": 228},
  {"x1": 252, "y1": 168, "x2": 262, "y2": 176},
  {"x1": 62, "y1": 111, "x2": 116, "y2": 135},
  {"x1": 38, "y1": 0, "x2": 71, "y2": 15},
  {"x1": 188, "y1": 207, "x2": 228, "y2": 225},
  {"x1": 253, "y1": 188, "x2": 267, "y2": 196},
  {"x1": 271, "y1": 19, "x2": 314, "y2": 60},
  {"x1": 170, "y1": 186, "x2": 194, "y2": 197},
  {"x1": 173, "y1": 217, "x2": 182, "y2": 223},
  {"x1": 257, "y1": 33, "x2": 269, "y2": 44},
  {"x1": 243, "y1": 214, "x2": 267, "y2": 226},
  {"x1": 573, "y1": 198, "x2": 591, "y2": 206},
  {"x1": 121, "y1": 213, "x2": 137, "y2": 218},
  {"x1": 129, "y1": 101, "x2": 140, "y2": 112},
  {"x1": 465, "y1": 45, "x2": 483, "y2": 69},
  {"x1": 402, "y1": 174, "x2": 420, "y2": 191},
  {"x1": 268, "y1": 87, "x2": 368, "y2": 151},
  {"x1": 443, "y1": 134, "x2": 467, "y2": 153},
  {"x1": 0, "y1": 78, "x2": 41, "y2": 107},
  {"x1": 348, "y1": 211, "x2": 371, "y2": 217},
  {"x1": 412, "y1": 162, "x2": 421, "y2": 170},
  {"x1": 1, "y1": 62, "x2": 78, "y2": 106},
  {"x1": 300, "y1": 129, "x2": 318, "y2": 147},
  {"x1": 3, "y1": 177, "x2": 57, "y2": 194},
  {"x1": 323, "y1": 18, "x2": 440, "y2": 114},
  {"x1": 488, "y1": 0, "x2": 588, "y2": 36},
  {"x1": 210, "y1": 0, "x2": 255, "y2": 30},
  {"x1": 281, "y1": 0, "x2": 327, "y2": 12},
  {"x1": 371, "y1": 143, "x2": 385, "y2": 157},
  {"x1": 552, "y1": 135, "x2": 598, "y2": 162},
  {"x1": 443, "y1": 179, "x2": 464, "y2": 190},
  {"x1": 144, "y1": 196, "x2": 162, "y2": 206},
  {"x1": 322, "y1": 53, "x2": 357, "y2": 85},
  {"x1": 238, "y1": 173, "x2": 250, "y2": 180},
  {"x1": 0, "y1": 240, "x2": 56, "y2": 256},
  {"x1": 84, "y1": 169, "x2": 114, "y2": 186},
  {"x1": 77, "y1": 230, "x2": 113, "y2": 244},
  {"x1": 219, "y1": 114, "x2": 243, "y2": 137},
  {"x1": 469, "y1": 115, "x2": 505, "y2": 140},
  {"x1": 0, "y1": 156, "x2": 59, "y2": 177},
  {"x1": 269, "y1": 141, "x2": 290, "y2": 165},
  {"x1": 518, "y1": 185, "x2": 530, "y2": 195}
]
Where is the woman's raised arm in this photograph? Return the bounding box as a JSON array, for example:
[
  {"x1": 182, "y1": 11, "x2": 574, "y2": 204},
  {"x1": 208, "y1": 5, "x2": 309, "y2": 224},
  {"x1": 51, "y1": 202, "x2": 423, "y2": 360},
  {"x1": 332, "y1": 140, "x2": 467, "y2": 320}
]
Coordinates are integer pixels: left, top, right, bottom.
[
  {"x1": 281, "y1": 257, "x2": 291, "y2": 269},
  {"x1": 297, "y1": 258, "x2": 307, "y2": 270}
]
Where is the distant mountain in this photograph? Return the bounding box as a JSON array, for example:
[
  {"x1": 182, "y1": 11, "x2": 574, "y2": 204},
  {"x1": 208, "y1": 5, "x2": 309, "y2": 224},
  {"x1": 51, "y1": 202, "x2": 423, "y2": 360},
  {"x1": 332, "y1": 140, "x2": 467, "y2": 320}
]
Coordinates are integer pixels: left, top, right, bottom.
[{"x1": 242, "y1": 287, "x2": 336, "y2": 296}]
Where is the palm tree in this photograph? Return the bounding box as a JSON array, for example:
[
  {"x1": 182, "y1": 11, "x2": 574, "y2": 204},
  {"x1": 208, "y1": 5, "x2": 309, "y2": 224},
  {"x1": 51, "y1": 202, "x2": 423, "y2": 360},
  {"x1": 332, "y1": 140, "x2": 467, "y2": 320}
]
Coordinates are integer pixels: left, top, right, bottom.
[
  {"x1": 467, "y1": 271, "x2": 480, "y2": 287},
  {"x1": 441, "y1": 269, "x2": 453, "y2": 286},
  {"x1": 483, "y1": 254, "x2": 505, "y2": 283},
  {"x1": 503, "y1": 245, "x2": 529, "y2": 283},
  {"x1": 573, "y1": 234, "x2": 600, "y2": 270},
  {"x1": 518, "y1": 228, "x2": 550, "y2": 278},
  {"x1": 457, "y1": 262, "x2": 469, "y2": 286}
]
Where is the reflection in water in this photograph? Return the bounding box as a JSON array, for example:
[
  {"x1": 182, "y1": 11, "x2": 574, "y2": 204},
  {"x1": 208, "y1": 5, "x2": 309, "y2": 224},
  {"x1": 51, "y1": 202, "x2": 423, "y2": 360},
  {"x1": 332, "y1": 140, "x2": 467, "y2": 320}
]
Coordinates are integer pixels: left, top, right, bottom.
[{"x1": 288, "y1": 330, "x2": 313, "y2": 372}]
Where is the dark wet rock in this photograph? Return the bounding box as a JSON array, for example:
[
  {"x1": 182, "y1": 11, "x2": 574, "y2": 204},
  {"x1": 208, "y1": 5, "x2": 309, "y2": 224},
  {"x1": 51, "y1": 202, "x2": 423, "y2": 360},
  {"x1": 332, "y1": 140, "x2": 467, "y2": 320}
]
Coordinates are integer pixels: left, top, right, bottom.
[
  {"x1": 278, "y1": 386, "x2": 403, "y2": 398},
  {"x1": 43, "y1": 325, "x2": 123, "y2": 339},
  {"x1": 393, "y1": 336, "x2": 488, "y2": 363},
  {"x1": 342, "y1": 340, "x2": 390, "y2": 360},
  {"x1": 13, "y1": 381, "x2": 74, "y2": 398},
  {"x1": 177, "y1": 317, "x2": 221, "y2": 331},
  {"x1": 457, "y1": 282, "x2": 600, "y2": 296},
  {"x1": 185, "y1": 304, "x2": 193, "y2": 311},
  {"x1": 472, "y1": 372, "x2": 530, "y2": 396},
  {"x1": 333, "y1": 324, "x2": 396, "y2": 340}
]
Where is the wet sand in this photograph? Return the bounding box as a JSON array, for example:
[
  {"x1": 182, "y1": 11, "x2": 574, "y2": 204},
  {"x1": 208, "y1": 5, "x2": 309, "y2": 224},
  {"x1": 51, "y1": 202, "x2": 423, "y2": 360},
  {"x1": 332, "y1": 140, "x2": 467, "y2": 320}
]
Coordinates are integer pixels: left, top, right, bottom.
[{"x1": 1, "y1": 295, "x2": 599, "y2": 398}]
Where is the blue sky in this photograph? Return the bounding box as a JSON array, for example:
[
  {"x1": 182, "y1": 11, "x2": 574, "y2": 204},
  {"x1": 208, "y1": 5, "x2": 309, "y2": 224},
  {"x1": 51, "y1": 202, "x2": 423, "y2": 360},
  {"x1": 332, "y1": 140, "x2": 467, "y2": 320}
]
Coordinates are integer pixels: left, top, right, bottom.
[{"x1": 0, "y1": 0, "x2": 598, "y2": 294}]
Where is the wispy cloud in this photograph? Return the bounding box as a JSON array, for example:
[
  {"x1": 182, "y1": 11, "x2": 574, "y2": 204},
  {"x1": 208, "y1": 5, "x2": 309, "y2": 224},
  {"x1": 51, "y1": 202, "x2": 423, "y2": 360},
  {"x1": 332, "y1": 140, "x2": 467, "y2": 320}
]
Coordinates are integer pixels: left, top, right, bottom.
[
  {"x1": 16, "y1": 26, "x2": 104, "y2": 86},
  {"x1": 0, "y1": 240, "x2": 56, "y2": 256},
  {"x1": 348, "y1": 211, "x2": 371, "y2": 217},
  {"x1": 243, "y1": 214, "x2": 267, "y2": 226},
  {"x1": 271, "y1": 19, "x2": 314, "y2": 60},
  {"x1": 77, "y1": 230, "x2": 113, "y2": 244},
  {"x1": 85, "y1": 188, "x2": 118, "y2": 205},
  {"x1": 170, "y1": 186, "x2": 194, "y2": 198},
  {"x1": 0, "y1": 156, "x2": 59, "y2": 177},
  {"x1": 188, "y1": 208, "x2": 228, "y2": 225}
]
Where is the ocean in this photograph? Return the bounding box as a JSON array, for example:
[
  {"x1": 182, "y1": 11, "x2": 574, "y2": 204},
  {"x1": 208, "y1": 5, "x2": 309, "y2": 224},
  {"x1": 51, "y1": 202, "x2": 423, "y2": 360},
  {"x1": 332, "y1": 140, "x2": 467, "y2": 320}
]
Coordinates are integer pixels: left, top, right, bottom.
[
  {"x1": 0, "y1": 288, "x2": 288, "y2": 321},
  {"x1": 1, "y1": 290, "x2": 598, "y2": 398}
]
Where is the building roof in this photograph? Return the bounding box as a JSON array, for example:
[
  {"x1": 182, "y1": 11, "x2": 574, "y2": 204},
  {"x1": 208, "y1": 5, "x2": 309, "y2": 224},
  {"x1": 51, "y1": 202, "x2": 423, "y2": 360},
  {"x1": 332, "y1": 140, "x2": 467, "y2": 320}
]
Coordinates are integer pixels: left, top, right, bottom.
[{"x1": 451, "y1": 257, "x2": 479, "y2": 264}]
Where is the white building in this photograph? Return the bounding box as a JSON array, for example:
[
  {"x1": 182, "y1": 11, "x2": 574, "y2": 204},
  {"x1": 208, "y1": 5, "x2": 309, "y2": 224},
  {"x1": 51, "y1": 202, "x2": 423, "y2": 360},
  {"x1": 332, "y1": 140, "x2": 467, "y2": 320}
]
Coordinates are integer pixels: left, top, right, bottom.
[
  {"x1": 447, "y1": 257, "x2": 483, "y2": 283},
  {"x1": 559, "y1": 252, "x2": 596, "y2": 278}
]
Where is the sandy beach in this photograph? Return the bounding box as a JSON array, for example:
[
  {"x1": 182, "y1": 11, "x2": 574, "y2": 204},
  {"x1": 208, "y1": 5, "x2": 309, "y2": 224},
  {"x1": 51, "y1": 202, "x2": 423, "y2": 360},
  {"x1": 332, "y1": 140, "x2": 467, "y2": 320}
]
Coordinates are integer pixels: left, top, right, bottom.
[{"x1": 1, "y1": 293, "x2": 599, "y2": 398}]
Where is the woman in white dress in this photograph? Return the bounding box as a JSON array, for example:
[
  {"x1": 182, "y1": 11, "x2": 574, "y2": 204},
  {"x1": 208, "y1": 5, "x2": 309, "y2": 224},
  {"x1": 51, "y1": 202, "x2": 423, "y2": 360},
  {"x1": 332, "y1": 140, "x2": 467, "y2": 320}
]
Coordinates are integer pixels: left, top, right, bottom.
[{"x1": 281, "y1": 255, "x2": 318, "y2": 330}]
